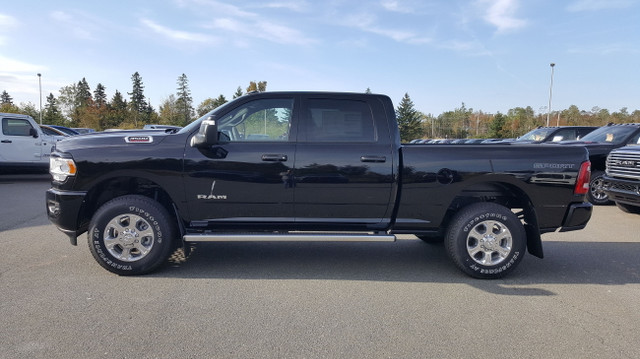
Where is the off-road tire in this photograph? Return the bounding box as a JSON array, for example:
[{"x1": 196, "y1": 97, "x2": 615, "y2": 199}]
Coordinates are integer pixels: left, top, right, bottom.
[
  {"x1": 88, "y1": 195, "x2": 177, "y2": 275},
  {"x1": 445, "y1": 202, "x2": 526, "y2": 279}
]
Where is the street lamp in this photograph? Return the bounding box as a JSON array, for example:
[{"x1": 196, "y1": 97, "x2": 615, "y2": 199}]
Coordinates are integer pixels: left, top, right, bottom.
[
  {"x1": 37, "y1": 73, "x2": 42, "y2": 125},
  {"x1": 546, "y1": 63, "x2": 555, "y2": 127}
]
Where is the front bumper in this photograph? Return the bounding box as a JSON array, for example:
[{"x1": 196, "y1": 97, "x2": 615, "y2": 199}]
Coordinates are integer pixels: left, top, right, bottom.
[
  {"x1": 46, "y1": 188, "x2": 87, "y2": 245},
  {"x1": 559, "y1": 201, "x2": 593, "y2": 232},
  {"x1": 603, "y1": 176, "x2": 640, "y2": 207}
]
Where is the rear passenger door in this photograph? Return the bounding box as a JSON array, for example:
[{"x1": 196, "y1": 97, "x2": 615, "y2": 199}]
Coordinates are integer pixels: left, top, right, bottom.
[{"x1": 293, "y1": 95, "x2": 395, "y2": 229}]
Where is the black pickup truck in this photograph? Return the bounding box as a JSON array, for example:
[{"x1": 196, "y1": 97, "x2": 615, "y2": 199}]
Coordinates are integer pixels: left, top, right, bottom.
[{"x1": 46, "y1": 92, "x2": 592, "y2": 279}]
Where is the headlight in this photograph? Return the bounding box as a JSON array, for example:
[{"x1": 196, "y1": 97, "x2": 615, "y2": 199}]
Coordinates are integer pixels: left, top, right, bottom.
[{"x1": 50, "y1": 156, "x2": 77, "y2": 182}]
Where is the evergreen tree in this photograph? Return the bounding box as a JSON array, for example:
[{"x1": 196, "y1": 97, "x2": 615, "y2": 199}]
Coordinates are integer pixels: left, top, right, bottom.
[
  {"x1": 0, "y1": 90, "x2": 17, "y2": 112},
  {"x1": 175, "y1": 73, "x2": 194, "y2": 126},
  {"x1": 94, "y1": 83, "x2": 107, "y2": 108},
  {"x1": 365, "y1": 87, "x2": 372, "y2": 94},
  {"x1": 1, "y1": 90, "x2": 13, "y2": 105},
  {"x1": 396, "y1": 93, "x2": 423, "y2": 142},
  {"x1": 128, "y1": 72, "x2": 147, "y2": 126},
  {"x1": 76, "y1": 78, "x2": 92, "y2": 107},
  {"x1": 488, "y1": 113, "x2": 507, "y2": 138},
  {"x1": 102, "y1": 90, "x2": 127, "y2": 129},
  {"x1": 233, "y1": 86, "x2": 243, "y2": 99},
  {"x1": 43, "y1": 93, "x2": 66, "y2": 125}
]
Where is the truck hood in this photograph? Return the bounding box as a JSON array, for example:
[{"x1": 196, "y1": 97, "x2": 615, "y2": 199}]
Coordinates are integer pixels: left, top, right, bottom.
[{"x1": 54, "y1": 130, "x2": 171, "y2": 152}]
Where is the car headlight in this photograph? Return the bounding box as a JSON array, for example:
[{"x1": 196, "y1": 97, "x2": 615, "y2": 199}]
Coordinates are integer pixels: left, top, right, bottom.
[{"x1": 50, "y1": 156, "x2": 77, "y2": 182}]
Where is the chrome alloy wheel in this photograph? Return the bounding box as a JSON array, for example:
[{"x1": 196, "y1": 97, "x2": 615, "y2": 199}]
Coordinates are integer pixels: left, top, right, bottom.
[
  {"x1": 590, "y1": 176, "x2": 607, "y2": 201},
  {"x1": 466, "y1": 220, "x2": 513, "y2": 266},
  {"x1": 103, "y1": 214, "x2": 155, "y2": 262}
]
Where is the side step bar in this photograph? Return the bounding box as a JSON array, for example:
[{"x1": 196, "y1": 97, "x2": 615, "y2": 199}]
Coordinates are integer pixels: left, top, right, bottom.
[{"x1": 183, "y1": 233, "x2": 397, "y2": 242}]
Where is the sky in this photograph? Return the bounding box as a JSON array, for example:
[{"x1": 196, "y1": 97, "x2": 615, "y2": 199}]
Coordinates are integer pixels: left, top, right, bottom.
[{"x1": 1, "y1": 0, "x2": 639, "y2": 116}]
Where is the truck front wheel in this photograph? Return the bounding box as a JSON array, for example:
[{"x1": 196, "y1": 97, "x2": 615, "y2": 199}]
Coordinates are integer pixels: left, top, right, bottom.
[
  {"x1": 445, "y1": 203, "x2": 526, "y2": 279},
  {"x1": 88, "y1": 195, "x2": 177, "y2": 275},
  {"x1": 588, "y1": 171, "x2": 611, "y2": 205}
]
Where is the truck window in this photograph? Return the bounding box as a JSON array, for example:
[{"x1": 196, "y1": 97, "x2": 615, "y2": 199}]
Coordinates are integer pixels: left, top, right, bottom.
[
  {"x1": 2, "y1": 118, "x2": 34, "y2": 136},
  {"x1": 552, "y1": 128, "x2": 577, "y2": 141},
  {"x1": 302, "y1": 99, "x2": 375, "y2": 142},
  {"x1": 216, "y1": 98, "x2": 293, "y2": 142}
]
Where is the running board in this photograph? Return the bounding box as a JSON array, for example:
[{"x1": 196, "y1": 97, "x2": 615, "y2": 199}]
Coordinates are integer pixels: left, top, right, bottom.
[{"x1": 183, "y1": 233, "x2": 397, "y2": 242}]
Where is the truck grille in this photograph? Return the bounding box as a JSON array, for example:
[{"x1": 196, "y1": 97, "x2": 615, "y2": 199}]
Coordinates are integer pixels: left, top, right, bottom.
[{"x1": 606, "y1": 149, "x2": 640, "y2": 179}]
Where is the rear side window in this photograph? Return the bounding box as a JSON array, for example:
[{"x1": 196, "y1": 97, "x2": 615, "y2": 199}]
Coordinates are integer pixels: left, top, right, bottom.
[
  {"x1": 2, "y1": 118, "x2": 34, "y2": 136},
  {"x1": 302, "y1": 99, "x2": 375, "y2": 142}
]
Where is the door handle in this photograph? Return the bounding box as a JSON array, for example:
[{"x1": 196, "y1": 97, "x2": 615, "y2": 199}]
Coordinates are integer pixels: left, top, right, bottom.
[
  {"x1": 1, "y1": 140, "x2": 11, "y2": 143},
  {"x1": 261, "y1": 154, "x2": 288, "y2": 162},
  {"x1": 360, "y1": 155, "x2": 386, "y2": 163}
]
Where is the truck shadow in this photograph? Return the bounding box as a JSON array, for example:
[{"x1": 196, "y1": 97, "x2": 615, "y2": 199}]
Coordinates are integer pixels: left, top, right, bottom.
[{"x1": 157, "y1": 239, "x2": 640, "y2": 295}]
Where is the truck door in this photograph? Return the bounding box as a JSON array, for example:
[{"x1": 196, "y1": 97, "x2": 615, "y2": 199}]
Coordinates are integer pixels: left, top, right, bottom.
[
  {"x1": 293, "y1": 96, "x2": 395, "y2": 229},
  {"x1": 0, "y1": 116, "x2": 48, "y2": 163},
  {"x1": 183, "y1": 97, "x2": 297, "y2": 227}
]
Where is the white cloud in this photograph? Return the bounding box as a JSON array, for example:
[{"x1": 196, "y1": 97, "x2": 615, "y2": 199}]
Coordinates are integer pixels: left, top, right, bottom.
[
  {"x1": 206, "y1": 17, "x2": 316, "y2": 46},
  {"x1": 254, "y1": 21, "x2": 315, "y2": 45},
  {"x1": 567, "y1": 0, "x2": 636, "y2": 12},
  {"x1": 49, "y1": 10, "x2": 96, "y2": 40},
  {"x1": 381, "y1": 0, "x2": 412, "y2": 13},
  {"x1": 0, "y1": 13, "x2": 19, "y2": 46},
  {"x1": 0, "y1": 13, "x2": 19, "y2": 27},
  {"x1": 0, "y1": 55, "x2": 45, "y2": 73},
  {"x1": 141, "y1": 19, "x2": 216, "y2": 43},
  {"x1": 342, "y1": 12, "x2": 431, "y2": 44},
  {"x1": 478, "y1": 0, "x2": 527, "y2": 33},
  {"x1": 259, "y1": 1, "x2": 310, "y2": 12}
]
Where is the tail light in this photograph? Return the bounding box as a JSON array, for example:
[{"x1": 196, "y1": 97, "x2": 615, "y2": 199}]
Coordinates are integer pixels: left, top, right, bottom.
[{"x1": 574, "y1": 161, "x2": 591, "y2": 195}]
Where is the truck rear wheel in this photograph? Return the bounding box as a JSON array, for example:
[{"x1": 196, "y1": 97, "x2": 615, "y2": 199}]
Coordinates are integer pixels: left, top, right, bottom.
[
  {"x1": 88, "y1": 195, "x2": 176, "y2": 275},
  {"x1": 445, "y1": 203, "x2": 526, "y2": 279}
]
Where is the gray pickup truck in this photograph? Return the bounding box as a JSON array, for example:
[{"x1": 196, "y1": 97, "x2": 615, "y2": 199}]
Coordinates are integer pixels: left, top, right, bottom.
[{"x1": 604, "y1": 145, "x2": 640, "y2": 213}]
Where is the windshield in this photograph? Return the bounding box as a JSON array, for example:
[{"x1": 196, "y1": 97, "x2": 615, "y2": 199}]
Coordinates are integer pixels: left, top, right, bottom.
[
  {"x1": 578, "y1": 126, "x2": 637, "y2": 145},
  {"x1": 516, "y1": 128, "x2": 554, "y2": 142}
]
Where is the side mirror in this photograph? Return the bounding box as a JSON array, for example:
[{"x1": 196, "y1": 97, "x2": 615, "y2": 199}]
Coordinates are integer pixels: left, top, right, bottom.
[
  {"x1": 29, "y1": 127, "x2": 39, "y2": 138},
  {"x1": 191, "y1": 117, "x2": 218, "y2": 148}
]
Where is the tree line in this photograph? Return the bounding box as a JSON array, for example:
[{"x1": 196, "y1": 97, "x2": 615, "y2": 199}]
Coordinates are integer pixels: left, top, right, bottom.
[
  {"x1": 0, "y1": 72, "x2": 267, "y2": 131},
  {"x1": 2, "y1": 76, "x2": 639, "y2": 141},
  {"x1": 395, "y1": 94, "x2": 640, "y2": 142}
]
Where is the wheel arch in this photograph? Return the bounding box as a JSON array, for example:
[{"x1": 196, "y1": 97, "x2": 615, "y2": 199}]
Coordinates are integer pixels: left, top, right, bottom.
[
  {"x1": 77, "y1": 176, "x2": 182, "y2": 236},
  {"x1": 443, "y1": 180, "x2": 544, "y2": 258}
]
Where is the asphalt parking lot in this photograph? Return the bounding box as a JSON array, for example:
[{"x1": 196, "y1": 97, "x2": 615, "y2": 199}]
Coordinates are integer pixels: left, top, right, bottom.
[{"x1": 1, "y1": 174, "x2": 640, "y2": 358}]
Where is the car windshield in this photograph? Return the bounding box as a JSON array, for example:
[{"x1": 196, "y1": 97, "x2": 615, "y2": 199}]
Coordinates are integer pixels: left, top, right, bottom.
[
  {"x1": 578, "y1": 126, "x2": 637, "y2": 145},
  {"x1": 516, "y1": 128, "x2": 554, "y2": 142}
]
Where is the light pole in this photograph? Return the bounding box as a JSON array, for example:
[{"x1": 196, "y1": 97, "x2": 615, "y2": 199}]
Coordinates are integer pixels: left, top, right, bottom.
[
  {"x1": 37, "y1": 73, "x2": 42, "y2": 125},
  {"x1": 546, "y1": 63, "x2": 555, "y2": 127}
]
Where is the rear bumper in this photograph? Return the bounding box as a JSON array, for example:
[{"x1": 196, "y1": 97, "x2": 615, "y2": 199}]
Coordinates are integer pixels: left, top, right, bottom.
[
  {"x1": 603, "y1": 176, "x2": 640, "y2": 207},
  {"x1": 559, "y1": 202, "x2": 592, "y2": 232},
  {"x1": 46, "y1": 188, "x2": 87, "y2": 245}
]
